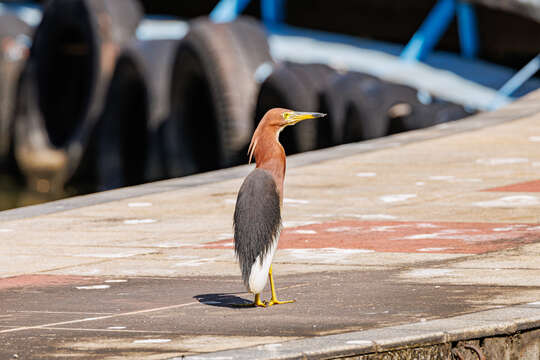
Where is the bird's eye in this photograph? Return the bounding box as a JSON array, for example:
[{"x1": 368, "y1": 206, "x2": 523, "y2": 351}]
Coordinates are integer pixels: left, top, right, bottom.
[{"x1": 282, "y1": 112, "x2": 292, "y2": 120}]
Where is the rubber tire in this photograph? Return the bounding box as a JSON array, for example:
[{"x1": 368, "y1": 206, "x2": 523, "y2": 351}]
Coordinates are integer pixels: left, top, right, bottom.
[
  {"x1": 325, "y1": 73, "x2": 465, "y2": 144},
  {"x1": 14, "y1": 0, "x2": 142, "y2": 191},
  {"x1": 92, "y1": 54, "x2": 148, "y2": 191},
  {"x1": 324, "y1": 72, "x2": 388, "y2": 144},
  {"x1": 389, "y1": 100, "x2": 472, "y2": 133},
  {"x1": 133, "y1": 39, "x2": 183, "y2": 183},
  {"x1": 0, "y1": 14, "x2": 31, "y2": 161},
  {"x1": 255, "y1": 62, "x2": 337, "y2": 154},
  {"x1": 168, "y1": 16, "x2": 272, "y2": 176},
  {"x1": 93, "y1": 38, "x2": 182, "y2": 190}
]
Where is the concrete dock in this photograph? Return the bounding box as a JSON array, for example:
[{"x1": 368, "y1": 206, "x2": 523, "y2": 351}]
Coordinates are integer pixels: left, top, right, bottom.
[{"x1": 1, "y1": 91, "x2": 540, "y2": 359}]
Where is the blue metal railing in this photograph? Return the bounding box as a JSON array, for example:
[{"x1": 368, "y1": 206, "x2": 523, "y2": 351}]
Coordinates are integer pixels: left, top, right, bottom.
[
  {"x1": 490, "y1": 54, "x2": 540, "y2": 109},
  {"x1": 210, "y1": 0, "x2": 253, "y2": 23},
  {"x1": 401, "y1": 0, "x2": 458, "y2": 61},
  {"x1": 456, "y1": 1, "x2": 479, "y2": 59},
  {"x1": 401, "y1": 0, "x2": 479, "y2": 61},
  {"x1": 208, "y1": 0, "x2": 540, "y2": 110},
  {"x1": 210, "y1": 0, "x2": 286, "y2": 25}
]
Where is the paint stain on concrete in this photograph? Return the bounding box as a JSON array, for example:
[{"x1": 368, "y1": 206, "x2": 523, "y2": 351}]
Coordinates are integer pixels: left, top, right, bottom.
[
  {"x1": 123, "y1": 219, "x2": 157, "y2": 225},
  {"x1": 293, "y1": 230, "x2": 317, "y2": 235},
  {"x1": 326, "y1": 226, "x2": 352, "y2": 232},
  {"x1": 217, "y1": 233, "x2": 233, "y2": 240},
  {"x1": 284, "y1": 198, "x2": 310, "y2": 205},
  {"x1": 356, "y1": 172, "x2": 376, "y2": 177},
  {"x1": 204, "y1": 220, "x2": 540, "y2": 254},
  {"x1": 429, "y1": 175, "x2": 455, "y2": 181},
  {"x1": 474, "y1": 195, "x2": 539, "y2": 207},
  {"x1": 76, "y1": 285, "x2": 110, "y2": 290},
  {"x1": 483, "y1": 179, "x2": 540, "y2": 193},
  {"x1": 476, "y1": 158, "x2": 529, "y2": 165},
  {"x1": 0, "y1": 275, "x2": 97, "y2": 290},
  {"x1": 428, "y1": 176, "x2": 482, "y2": 183},
  {"x1": 127, "y1": 202, "x2": 152, "y2": 207},
  {"x1": 379, "y1": 194, "x2": 417, "y2": 203}
]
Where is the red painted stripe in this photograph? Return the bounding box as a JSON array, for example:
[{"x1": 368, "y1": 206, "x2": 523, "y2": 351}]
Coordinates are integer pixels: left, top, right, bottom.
[
  {"x1": 204, "y1": 220, "x2": 540, "y2": 254},
  {"x1": 483, "y1": 179, "x2": 540, "y2": 192},
  {"x1": 0, "y1": 275, "x2": 97, "y2": 290}
]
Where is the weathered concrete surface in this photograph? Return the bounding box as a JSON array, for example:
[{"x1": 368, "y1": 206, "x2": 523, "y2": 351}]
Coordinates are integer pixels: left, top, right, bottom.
[
  {"x1": 1, "y1": 272, "x2": 527, "y2": 359},
  {"x1": 0, "y1": 91, "x2": 540, "y2": 359}
]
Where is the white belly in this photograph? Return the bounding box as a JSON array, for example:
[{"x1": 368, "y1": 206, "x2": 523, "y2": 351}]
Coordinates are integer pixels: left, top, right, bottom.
[{"x1": 247, "y1": 237, "x2": 278, "y2": 294}]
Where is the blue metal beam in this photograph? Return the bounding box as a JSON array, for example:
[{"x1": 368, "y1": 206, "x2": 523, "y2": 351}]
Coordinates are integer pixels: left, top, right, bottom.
[
  {"x1": 210, "y1": 0, "x2": 252, "y2": 23},
  {"x1": 490, "y1": 54, "x2": 540, "y2": 109},
  {"x1": 261, "y1": 0, "x2": 286, "y2": 25},
  {"x1": 401, "y1": 0, "x2": 457, "y2": 62},
  {"x1": 456, "y1": 2, "x2": 479, "y2": 59}
]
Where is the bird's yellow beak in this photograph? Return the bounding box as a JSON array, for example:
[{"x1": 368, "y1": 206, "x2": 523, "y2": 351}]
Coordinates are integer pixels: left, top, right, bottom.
[{"x1": 283, "y1": 111, "x2": 326, "y2": 126}]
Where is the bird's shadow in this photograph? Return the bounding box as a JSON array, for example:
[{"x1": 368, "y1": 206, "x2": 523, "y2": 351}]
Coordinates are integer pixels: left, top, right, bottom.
[{"x1": 194, "y1": 293, "x2": 254, "y2": 308}]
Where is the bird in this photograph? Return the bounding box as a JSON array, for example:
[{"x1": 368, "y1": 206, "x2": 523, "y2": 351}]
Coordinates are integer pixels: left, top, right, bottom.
[{"x1": 233, "y1": 108, "x2": 326, "y2": 307}]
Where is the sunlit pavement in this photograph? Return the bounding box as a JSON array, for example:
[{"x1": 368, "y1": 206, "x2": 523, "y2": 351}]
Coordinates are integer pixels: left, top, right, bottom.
[{"x1": 0, "y1": 91, "x2": 539, "y2": 359}]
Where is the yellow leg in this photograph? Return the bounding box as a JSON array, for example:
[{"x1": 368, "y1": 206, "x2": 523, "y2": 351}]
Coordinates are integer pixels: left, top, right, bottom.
[
  {"x1": 266, "y1": 265, "x2": 295, "y2": 306},
  {"x1": 254, "y1": 293, "x2": 267, "y2": 307},
  {"x1": 231, "y1": 293, "x2": 266, "y2": 308}
]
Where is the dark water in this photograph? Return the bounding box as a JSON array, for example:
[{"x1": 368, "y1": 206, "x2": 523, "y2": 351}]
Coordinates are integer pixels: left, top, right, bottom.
[{"x1": 0, "y1": 175, "x2": 77, "y2": 212}]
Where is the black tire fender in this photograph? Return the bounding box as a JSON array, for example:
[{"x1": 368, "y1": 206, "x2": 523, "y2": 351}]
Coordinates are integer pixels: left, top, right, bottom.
[
  {"x1": 0, "y1": 14, "x2": 31, "y2": 160},
  {"x1": 14, "y1": 0, "x2": 142, "y2": 191},
  {"x1": 255, "y1": 62, "x2": 337, "y2": 154},
  {"x1": 323, "y1": 72, "x2": 386, "y2": 144},
  {"x1": 169, "y1": 16, "x2": 272, "y2": 174},
  {"x1": 94, "y1": 38, "x2": 182, "y2": 190}
]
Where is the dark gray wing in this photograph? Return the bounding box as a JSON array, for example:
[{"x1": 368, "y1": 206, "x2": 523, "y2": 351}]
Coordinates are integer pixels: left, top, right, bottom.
[{"x1": 233, "y1": 168, "x2": 281, "y2": 285}]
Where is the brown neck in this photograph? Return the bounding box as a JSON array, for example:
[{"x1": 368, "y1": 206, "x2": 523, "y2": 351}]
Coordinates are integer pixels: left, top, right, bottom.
[{"x1": 253, "y1": 131, "x2": 286, "y2": 201}]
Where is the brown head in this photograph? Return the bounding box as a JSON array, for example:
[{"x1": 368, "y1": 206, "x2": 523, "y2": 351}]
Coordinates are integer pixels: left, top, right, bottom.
[{"x1": 247, "y1": 108, "x2": 326, "y2": 197}]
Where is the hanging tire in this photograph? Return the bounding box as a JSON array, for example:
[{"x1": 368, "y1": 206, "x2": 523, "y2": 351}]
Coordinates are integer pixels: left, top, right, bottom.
[
  {"x1": 323, "y1": 72, "x2": 387, "y2": 144},
  {"x1": 93, "y1": 53, "x2": 147, "y2": 190},
  {"x1": 388, "y1": 100, "x2": 472, "y2": 133},
  {"x1": 326, "y1": 72, "x2": 473, "y2": 143},
  {"x1": 168, "y1": 16, "x2": 272, "y2": 175},
  {"x1": 0, "y1": 14, "x2": 31, "y2": 162},
  {"x1": 93, "y1": 38, "x2": 182, "y2": 190},
  {"x1": 255, "y1": 62, "x2": 337, "y2": 154},
  {"x1": 13, "y1": 0, "x2": 142, "y2": 192},
  {"x1": 136, "y1": 39, "x2": 186, "y2": 183}
]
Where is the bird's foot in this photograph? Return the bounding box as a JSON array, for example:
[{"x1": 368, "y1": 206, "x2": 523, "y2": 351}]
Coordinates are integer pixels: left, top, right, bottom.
[{"x1": 266, "y1": 298, "x2": 295, "y2": 307}]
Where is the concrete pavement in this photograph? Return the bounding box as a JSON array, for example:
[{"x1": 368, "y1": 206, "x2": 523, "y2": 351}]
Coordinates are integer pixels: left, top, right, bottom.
[{"x1": 0, "y1": 91, "x2": 539, "y2": 359}]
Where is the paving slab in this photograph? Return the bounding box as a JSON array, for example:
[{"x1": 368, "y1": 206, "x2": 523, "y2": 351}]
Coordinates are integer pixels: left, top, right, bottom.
[{"x1": 0, "y1": 90, "x2": 540, "y2": 359}]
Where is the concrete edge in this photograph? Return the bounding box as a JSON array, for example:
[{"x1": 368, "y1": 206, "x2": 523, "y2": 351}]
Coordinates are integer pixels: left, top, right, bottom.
[
  {"x1": 2, "y1": 91, "x2": 540, "y2": 222},
  {"x1": 177, "y1": 303, "x2": 540, "y2": 360}
]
